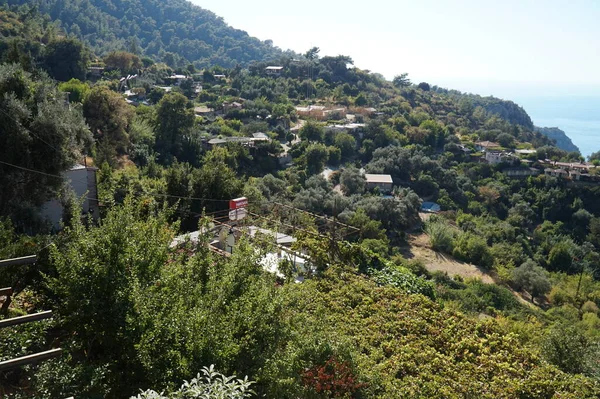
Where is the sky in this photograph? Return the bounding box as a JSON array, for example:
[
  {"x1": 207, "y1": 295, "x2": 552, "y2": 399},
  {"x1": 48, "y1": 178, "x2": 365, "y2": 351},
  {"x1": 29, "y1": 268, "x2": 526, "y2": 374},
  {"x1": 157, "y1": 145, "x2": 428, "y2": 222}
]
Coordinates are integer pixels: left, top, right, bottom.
[{"x1": 192, "y1": 0, "x2": 600, "y2": 99}]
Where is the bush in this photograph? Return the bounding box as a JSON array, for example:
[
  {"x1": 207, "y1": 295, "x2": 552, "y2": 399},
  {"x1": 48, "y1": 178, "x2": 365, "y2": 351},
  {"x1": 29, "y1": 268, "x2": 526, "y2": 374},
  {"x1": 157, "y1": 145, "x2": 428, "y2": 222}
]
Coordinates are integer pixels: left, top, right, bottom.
[
  {"x1": 370, "y1": 265, "x2": 436, "y2": 300},
  {"x1": 424, "y1": 218, "x2": 455, "y2": 253},
  {"x1": 132, "y1": 365, "x2": 255, "y2": 399},
  {"x1": 452, "y1": 232, "x2": 493, "y2": 268},
  {"x1": 454, "y1": 281, "x2": 519, "y2": 314}
]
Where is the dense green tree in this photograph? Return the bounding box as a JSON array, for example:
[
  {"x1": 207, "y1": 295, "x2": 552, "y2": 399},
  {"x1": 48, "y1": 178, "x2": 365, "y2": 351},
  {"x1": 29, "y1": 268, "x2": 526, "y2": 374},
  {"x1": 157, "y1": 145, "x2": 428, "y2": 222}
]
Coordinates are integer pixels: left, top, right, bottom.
[
  {"x1": 339, "y1": 167, "x2": 365, "y2": 196},
  {"x1": 104, "y1": 51, "x2": 142, "y2": 74},
  {"x1": 393, "y1": 73, "x2": 411, "y2": 88},
  {"x1": 83, "y1": 86, "x2": 135, "y2": 166},
  {"x1": 512, "y1": 259, "x2": 551, "y2": 303},
  {"x1": 299, "y1": 120, "x2": 325, "y2": 142},
  {"x1": 334, "y1": 132, "x2": 356, "y2": 159},
  {"x1": 155, "y1": 92, "x2": 195, "y2": 162},
  {"x1": 42, "y1": 37, "x2": 88, "y2": 81},
  {"x1": 496, "y1": 132, "x2": 516, "y2": 148},
  {"x1": 304, "y1": 143, "x2": 329, "y2": 175}
]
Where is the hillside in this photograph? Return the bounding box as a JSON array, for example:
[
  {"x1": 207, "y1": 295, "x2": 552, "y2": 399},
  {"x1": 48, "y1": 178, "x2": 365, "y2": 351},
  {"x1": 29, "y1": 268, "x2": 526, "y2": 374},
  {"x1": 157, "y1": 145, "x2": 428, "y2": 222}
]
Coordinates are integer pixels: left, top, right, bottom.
[
  {"x1": 3, "y1": 2, "x2": 600, "y2": 398},
  {"x1": 1, "y1": 0, "x2": 291, "y2": 67},
  {"x1": 535, "y1": 126, "x2": 580, "y2": 153}
]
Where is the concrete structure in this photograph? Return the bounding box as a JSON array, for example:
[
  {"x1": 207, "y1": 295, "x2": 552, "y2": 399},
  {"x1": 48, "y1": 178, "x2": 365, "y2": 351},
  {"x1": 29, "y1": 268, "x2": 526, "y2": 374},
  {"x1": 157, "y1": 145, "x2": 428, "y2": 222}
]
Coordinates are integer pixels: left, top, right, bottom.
[
  {"x1": 365, "y1": 174, "x2": 393, "y2": 192},
  {"x1": 41, "y1": 164, "x2": 99, "y2": 231}
]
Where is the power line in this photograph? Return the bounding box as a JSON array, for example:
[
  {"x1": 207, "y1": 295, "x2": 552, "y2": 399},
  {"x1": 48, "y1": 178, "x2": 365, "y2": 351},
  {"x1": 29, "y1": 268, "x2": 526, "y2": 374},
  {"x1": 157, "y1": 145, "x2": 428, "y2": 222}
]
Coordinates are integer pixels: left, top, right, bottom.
[
  {"x1": 0, "y1": 160, "x2": 65, "y2": 180},
  {"x1": 0, "y1": 161, "x2": 232, "y2": 205}
]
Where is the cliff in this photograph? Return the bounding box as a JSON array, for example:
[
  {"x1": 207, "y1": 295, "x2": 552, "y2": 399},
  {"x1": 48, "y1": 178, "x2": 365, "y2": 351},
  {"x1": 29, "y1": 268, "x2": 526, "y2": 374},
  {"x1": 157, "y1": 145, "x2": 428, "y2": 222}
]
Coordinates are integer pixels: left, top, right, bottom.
[{"x1": 534, "y1": 126, "x2": 580, "y2": 153}]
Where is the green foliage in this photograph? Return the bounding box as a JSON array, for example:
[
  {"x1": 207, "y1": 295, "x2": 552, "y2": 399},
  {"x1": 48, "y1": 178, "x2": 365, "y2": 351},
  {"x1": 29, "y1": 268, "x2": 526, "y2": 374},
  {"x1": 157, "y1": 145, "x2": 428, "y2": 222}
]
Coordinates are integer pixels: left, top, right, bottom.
[
  {"x1": 339, "y1": 166, "x2": 365, "y2": 196},
  {"x1": 42, "y1": 37, "x2": 89, "y2": 81},
  {"x1": 425, "y1": 216, "x2": 455, "y2": 253},
  {"x1": 155, "y1": 92, "x2": 195, "y2": 162},
  {"x1": 7, "y1": 0, "x2": 287, "y2": 69},
  {"x1": 264, "y1": 269, "x2": 600, "y2": 398},
  {"x1": 0, "y1": 63, "x2": 91, "y2": 226},
  {"x1": 370, "y1": 264, "x2": 436, "y2": 299},
  {"x1": 452, "y1": 232, "x2": 493, "y2": 268},
  {"x1": 83, "y1": 85, "x2": 135, "y2": 165},
  {"x1": 58, "y1": 78, "x2": 89, "y2": 103},
  {"x1": 104, "y1": 51, "x2": 142, "y2": 74},
  {"x1": 512, "y1": 260, "x2": 551, "y2": 303},
  {"x1": 542, "y1": 324, "x2": 599, "y2": 376},
  {"x1": 299, "y1": 120, "x2": 325, "y2": 142},
  {"x1": 304, "y1": 143, "x2": 329, "y2": 175},
  {"x1": 441, "y1": 280, "x2": 520, "y2": 314}
]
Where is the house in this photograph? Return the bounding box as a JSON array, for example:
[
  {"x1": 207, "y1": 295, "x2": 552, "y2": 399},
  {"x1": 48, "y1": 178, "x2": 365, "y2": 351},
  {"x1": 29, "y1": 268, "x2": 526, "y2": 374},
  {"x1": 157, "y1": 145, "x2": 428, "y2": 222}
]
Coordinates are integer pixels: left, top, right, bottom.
[
  {"x1": 569, "y1": 170, "x2": 582, "y2": 181},
  {"x1": 503, "y1": 167, "x2": 541, "y2": 178},
  {"x1": 365, "y1": 174, "x2": 393, "y2": 192},
  {"x1": 265, "y1": 66, "x2": 284, "y2": 76},
  {"x1": 545, "y1": 168, "x2": 569, "y2": 178},
  {"x1": 223, "y1": 101, "x2": 243, "y2": 112},
  {"x1": 485, "y1": 152, "x2": 504, "y2": 164},
  {"x1": 168, "y1": 74, "x2": 188, "y2": 85},
  {"x1": 87, "y1": 66, "x2": 105, "y2": 77},
  {"x1": 515, "y1": 149, "x2": 537, "y2": 155},
  {"x1": 295, "y1": 105, "x2": 327, "y2": 119},
  {"x1": 475, "y1": 141, "x2": 500, "y2": 152},
  {"x1": 194, "y1": 106, "x2": 214, "y2": 118},
  {"x1": 421, "y1": 202, "x2": 441, "y2": 213},
  {"x1": 252, "y1": 132, "x2": 270, "y2": 141},
  {"x1": 41, "y1": 164, "x2": 100, "y2": 231}
]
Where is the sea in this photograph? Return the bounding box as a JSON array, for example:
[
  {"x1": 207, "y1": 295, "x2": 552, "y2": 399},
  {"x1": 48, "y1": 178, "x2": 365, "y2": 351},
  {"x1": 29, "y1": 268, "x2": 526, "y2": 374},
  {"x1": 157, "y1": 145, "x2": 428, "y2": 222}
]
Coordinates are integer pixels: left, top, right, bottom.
[{"x1": 512, "y1": 96, "x2": 600, "y2": 158}]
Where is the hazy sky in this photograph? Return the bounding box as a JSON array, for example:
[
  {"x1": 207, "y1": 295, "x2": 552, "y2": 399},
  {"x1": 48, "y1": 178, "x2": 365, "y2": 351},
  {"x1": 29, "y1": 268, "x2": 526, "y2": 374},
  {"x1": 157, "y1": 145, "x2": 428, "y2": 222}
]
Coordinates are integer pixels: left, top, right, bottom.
[{"x1": 192, "y1": 0, "x2": 600, "y2": 98}]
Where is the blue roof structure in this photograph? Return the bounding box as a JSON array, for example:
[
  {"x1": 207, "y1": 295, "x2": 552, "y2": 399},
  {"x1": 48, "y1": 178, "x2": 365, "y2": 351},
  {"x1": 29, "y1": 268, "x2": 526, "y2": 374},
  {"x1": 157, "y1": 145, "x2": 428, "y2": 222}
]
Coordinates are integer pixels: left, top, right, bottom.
[{"x1": 421, "y1": 202, "x2": 441, "y2": 213}]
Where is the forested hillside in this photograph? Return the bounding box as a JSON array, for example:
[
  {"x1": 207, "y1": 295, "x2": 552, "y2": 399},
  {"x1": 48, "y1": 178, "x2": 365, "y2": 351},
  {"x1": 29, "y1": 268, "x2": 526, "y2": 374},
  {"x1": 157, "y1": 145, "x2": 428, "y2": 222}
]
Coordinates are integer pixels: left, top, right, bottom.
[
  {"x1": 1, "y1": 2, "x2": 600, "y2": 398},
  {"x1": 1, "y1": 0, "x2": 290, "y2": 67}
]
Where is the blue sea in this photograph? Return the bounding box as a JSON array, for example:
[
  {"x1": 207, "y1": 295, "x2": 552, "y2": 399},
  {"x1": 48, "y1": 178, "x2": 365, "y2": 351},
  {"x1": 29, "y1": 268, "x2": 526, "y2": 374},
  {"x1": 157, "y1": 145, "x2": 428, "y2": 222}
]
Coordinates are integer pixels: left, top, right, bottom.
[{"x1": 513, "y1": 96, "x2": 600, "y2": 158}]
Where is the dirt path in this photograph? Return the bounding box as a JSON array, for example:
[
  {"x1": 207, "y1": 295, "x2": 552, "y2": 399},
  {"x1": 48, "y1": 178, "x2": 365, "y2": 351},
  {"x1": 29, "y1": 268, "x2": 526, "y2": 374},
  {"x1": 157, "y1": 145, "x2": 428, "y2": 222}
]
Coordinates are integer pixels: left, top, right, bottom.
[
  {"x1": 403, "y1": 233, "x2": 495, "y2": 284},
  {"x1": 403, "y1": 233, "x2": 541, "y2": 308}
]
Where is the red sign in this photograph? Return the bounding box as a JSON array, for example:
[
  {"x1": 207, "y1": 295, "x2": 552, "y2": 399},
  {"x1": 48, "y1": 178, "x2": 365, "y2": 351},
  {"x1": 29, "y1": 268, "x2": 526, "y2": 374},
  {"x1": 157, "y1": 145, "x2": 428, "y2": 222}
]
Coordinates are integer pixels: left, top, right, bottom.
[{"x1": 229, "y1": 197, "x2": 248, "y2": 210}]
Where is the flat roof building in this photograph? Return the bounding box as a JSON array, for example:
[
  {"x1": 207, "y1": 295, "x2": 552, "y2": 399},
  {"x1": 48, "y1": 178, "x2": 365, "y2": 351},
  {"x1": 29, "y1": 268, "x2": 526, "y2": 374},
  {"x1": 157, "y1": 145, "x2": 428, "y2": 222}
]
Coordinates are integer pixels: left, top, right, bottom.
[{"x1": 365, "y1": 174, "x2": 393, "y2": 192}]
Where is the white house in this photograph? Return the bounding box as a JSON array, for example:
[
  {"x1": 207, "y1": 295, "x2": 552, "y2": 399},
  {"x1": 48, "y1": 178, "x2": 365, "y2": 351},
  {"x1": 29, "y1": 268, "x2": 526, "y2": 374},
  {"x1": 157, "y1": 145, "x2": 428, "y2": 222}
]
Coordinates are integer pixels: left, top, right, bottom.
[{"x1": 41, "y1": 164, "x2": 99, "y2": 231}]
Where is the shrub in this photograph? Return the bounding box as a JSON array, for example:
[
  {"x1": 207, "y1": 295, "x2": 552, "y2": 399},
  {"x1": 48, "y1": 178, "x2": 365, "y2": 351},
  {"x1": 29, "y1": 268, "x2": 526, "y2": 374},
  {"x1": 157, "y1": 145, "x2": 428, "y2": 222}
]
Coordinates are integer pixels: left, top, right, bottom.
[
  {"x1": 424, "y1": 218, "x2": 455, "y2": 253},
  {"x1": 452, "y1": 232, "x2": 493, "y2": 268},
  {"x1": 370, "y1": 265, "x2": 436, "y2": 300},
  {"x1": 132, "y1": 365, "x2": 255, "y2": 399}
]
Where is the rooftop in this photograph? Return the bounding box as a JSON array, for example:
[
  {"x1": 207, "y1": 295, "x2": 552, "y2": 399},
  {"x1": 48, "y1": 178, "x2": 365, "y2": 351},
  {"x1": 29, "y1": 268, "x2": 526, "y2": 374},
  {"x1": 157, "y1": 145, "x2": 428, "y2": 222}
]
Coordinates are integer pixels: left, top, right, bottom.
[
  {"x1": 476, "y1": 141, "x2": 500, "y2": 148},
  {"x1": 365, "y1": 174, "x2": 393, "y2": 184}
]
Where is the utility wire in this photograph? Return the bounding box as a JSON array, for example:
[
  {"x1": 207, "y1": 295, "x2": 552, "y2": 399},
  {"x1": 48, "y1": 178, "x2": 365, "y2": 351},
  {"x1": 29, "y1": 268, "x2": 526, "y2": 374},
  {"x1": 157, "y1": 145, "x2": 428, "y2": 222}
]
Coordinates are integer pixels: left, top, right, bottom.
[{"x1": 0, "y1": 107, "x2": 63, "y2": 154}]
